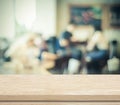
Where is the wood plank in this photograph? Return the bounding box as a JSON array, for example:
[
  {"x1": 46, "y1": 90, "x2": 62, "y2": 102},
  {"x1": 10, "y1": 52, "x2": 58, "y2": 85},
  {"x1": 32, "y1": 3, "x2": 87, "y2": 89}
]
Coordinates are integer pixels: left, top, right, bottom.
[
  {"x1": 0, "y1": 102, "x2": 120, "y2": 105},
  {"x1": 0, "y1": 75, "x2": 120, "y2": 101}
]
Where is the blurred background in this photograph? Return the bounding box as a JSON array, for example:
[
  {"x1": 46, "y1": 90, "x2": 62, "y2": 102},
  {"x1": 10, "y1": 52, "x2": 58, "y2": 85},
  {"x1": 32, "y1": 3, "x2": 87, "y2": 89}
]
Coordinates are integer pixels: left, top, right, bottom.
[{"x1": 0, "y1": 0, "x2": 120, "y2": 74}]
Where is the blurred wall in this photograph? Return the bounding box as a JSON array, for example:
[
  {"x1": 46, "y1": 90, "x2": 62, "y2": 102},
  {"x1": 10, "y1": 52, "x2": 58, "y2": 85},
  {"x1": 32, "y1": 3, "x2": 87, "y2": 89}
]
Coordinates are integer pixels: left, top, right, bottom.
[
  {"x1": 0, "y1": 0, "x2": 120, "y2": 55},
  {"x1": 15, "y1": 0, "x2": 36, "y2": 30},
  {"x1": 57, "y1": 0, "x2": 120, "y2": 55},
  {"x1": 0, "y1": 0, "x2": 57, "y2": 40},
  {"x1": 57, "y1": 0, "x2": 120, "y2": 34},
  {"x1": 0, "y1": 0, "x2": 15, "y2": 40},
  {"x1": 33, "y1": 0, "x2": 57, "y2": 39}
]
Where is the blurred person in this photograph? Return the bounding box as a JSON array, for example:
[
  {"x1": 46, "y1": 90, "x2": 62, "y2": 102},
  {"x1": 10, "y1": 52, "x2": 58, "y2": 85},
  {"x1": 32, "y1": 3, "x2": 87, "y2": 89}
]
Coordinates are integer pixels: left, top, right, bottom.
[
  {"x1": 5, "y1": 33, "x2": 41, "y2": 73},
  {"x1": 37, "y1": 35, "x2": 58, "y2": 70},
  {"x1": 86, "y1": 26, "x2": 109, "y2": 74},
  {"x1": 58, "y1": 22, "x2": 82, "y2": 74}
]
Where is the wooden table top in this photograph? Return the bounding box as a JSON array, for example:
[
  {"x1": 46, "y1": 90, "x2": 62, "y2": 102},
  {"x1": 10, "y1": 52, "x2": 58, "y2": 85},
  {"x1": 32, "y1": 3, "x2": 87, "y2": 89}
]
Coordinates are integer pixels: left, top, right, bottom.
[{"x1": 0, "y1": 75, "x2": 120, "y2": 101}]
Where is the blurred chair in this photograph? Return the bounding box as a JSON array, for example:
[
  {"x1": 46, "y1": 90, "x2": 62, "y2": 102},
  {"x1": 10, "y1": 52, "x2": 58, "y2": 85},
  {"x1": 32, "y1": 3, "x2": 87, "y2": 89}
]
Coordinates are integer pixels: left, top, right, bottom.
[
  {"x1": 109, "y1": 40, "x2": 118, "y2": 59},
  {"x1": 107, "y1": 40, "x2": 120, "y2": 74}
]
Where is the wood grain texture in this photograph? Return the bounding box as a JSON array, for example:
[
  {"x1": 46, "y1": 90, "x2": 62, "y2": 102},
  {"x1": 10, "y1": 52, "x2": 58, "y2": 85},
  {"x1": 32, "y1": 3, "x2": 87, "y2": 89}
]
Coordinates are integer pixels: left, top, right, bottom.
[
  {"x1": 0, "y1": 75, "x2": 120, "y2": 101},
  {"x1": 0, "y1": 102, "x2": 120, "y2": 105}
]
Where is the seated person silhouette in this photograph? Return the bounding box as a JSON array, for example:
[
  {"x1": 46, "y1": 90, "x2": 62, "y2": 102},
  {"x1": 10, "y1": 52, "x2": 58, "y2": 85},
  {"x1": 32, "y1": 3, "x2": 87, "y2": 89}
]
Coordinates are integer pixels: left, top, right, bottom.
[
  {"x1": 36, "y1": 35, "x2": 58, "y2": 70},
  {"x1": 58, "y1": 22, "x2": 82, "y2": 74},
  {"x1": 86, "y1": 26, "x2": 109, "y2": 74}
]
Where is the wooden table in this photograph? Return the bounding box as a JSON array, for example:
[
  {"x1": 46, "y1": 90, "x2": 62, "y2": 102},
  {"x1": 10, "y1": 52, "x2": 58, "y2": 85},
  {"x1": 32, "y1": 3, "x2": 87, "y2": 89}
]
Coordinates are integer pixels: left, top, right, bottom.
[{"x1": 0, "y1": 75, "x2": 120, "y2": 105}]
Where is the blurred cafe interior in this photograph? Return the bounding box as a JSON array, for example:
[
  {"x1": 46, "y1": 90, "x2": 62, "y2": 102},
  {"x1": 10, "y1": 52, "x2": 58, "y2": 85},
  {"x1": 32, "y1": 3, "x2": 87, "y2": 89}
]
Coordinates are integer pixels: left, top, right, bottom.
[{"x1": 0, "y1": 0, "x2": 120, "y2": 74}]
